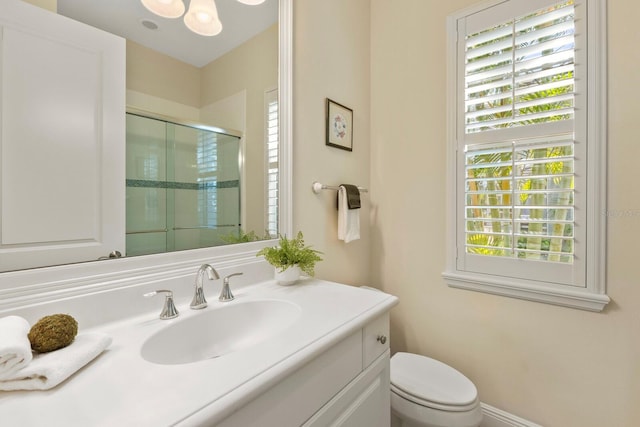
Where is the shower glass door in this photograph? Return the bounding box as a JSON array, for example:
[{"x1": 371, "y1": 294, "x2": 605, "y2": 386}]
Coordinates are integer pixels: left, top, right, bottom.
[{"x1": 125, "y1": 113, "x2": 241, "y2": 256}]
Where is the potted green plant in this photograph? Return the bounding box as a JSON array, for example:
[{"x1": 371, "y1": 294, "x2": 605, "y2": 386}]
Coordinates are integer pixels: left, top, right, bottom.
[{"x1": 256, "y1": 231, "x2": 323, "y2": 285}]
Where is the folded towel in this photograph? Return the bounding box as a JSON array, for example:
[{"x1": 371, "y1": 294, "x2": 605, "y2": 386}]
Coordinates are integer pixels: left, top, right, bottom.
[
  {"x1": 338, "y1": 185, "x2": 360, "y2": 243},
  {"x1": 0, "y1": 333, "x2": 112, "y2": 391},
  {"x1": 339, "y1": 184, "x2": 361, "y2": 209},
  {"x1": 0, "y1": 316, "x2": 33, "y2": 380}
]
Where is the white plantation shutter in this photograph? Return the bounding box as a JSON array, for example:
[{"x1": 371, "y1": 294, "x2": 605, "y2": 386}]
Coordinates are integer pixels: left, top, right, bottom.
[
  {"x1": 465, "y1": 135, "x2": 574, "y2": 262},
  {"x1": 265, "y1": 89, "x2": 279, "y2": 237},
  {"x1": 464, "y1": 1, "x2": 575, "y2": 133},
  {"x1": 445, "y1": 0, "x2": 609, "y2": 310},
  {"x1": 461, "y1": 1, "x2": 579, "y2": 281}
]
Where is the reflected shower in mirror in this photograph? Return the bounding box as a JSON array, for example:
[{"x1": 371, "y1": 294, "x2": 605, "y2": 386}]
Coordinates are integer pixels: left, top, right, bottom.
[{"x1": 126, "y1": 113, "x2": 270, "y2": 257}]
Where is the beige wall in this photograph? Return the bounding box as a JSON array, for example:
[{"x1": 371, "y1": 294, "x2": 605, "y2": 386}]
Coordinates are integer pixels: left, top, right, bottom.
[
  {"x1": 366, "y1": 0, "x2": 640, "y2": 426},
  {"x1": 21, "y1": 0, "x2": 56, "y2": 12},
  {"x1": 126, "y1": 40, "x2": 201, "y2": 109},
  {"x1": 293, "y1": 0, "x2": 372, "y2": 285}
]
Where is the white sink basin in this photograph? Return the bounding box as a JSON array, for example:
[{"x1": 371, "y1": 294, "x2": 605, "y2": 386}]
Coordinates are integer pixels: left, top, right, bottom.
[{"x1": 141, "y1": 299, "x2": 302, "y2": 365}]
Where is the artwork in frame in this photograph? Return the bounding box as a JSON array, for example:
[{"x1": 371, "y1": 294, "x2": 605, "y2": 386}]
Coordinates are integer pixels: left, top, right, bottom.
[{"x1": 326, "y1": 98, "x2": 353, "y2": 151}]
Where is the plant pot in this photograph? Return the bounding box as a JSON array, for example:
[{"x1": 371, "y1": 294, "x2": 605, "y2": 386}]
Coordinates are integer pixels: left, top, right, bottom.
[{"x1": 274, "y1": 265, "x2": 301, "y2": 285}]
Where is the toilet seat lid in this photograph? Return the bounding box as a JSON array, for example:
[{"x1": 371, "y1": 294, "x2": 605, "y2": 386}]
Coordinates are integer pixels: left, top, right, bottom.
[{"x1": 390, "y1": 352, "x2": 478, "y2": 408}]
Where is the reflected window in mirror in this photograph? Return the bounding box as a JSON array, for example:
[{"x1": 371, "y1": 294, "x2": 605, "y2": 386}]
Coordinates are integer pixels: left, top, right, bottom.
[{"x1": 266, "y1": 88, "x2": 279, "y2": 238}]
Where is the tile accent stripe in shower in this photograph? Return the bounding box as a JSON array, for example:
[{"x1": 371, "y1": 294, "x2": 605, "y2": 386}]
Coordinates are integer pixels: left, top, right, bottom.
[{"x1": 126, "y1": 179, "x2": 240, "y2": 190}]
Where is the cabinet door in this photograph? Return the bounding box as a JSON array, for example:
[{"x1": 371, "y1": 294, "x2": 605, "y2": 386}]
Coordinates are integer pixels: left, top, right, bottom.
[
  {"x1": 0, "y1": 1, "x2": 125, "y2": 271},
  {"x1": 305, "y1": 351, "x2": 391, "y2": 427},
  {"x1": 334, "y1": 360, "x2": 390, "y2": 427}
]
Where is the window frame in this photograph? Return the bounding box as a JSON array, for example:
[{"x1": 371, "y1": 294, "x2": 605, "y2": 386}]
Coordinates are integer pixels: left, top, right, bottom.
[{"x1": 443, "y1": 0, "x2": 609, "y2": 311}]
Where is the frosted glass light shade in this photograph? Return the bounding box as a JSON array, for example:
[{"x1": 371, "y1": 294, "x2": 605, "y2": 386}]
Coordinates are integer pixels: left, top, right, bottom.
[
  {"x1": 184, "y1": 0, "x2": 223, "y2": 36},
  {"x1": 140, "y1": 0, "x2": 185, "y2": 19},
  {"x1": 237, "y1": 0, "x2": 267, "y2": 4}
]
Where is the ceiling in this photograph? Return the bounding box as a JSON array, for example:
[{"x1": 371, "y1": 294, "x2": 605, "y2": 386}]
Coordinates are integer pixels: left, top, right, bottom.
[{"x1": 57, "y1": 0, "x2": 278, "y2": 68}]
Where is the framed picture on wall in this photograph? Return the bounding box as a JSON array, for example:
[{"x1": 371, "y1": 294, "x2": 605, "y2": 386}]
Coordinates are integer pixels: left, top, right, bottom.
[{"x1": 326, "y1": 98, "x2": 353, "y2": 151}]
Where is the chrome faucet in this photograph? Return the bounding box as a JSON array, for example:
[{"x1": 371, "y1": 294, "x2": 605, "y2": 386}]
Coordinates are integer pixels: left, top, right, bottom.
[
  {"x1": 219, "y1": 272, "x2": 243, "y2": 302},
  {"x1": 190, "y1": 264, "x2": 220, "y2": 309}
]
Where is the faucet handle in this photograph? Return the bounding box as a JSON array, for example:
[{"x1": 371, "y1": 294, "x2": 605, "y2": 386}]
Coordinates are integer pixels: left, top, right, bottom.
[
  {"x1": 144, "y1": 289, "x2": 179, "y2": 320},
  {"x1": 219, "y1": 273, "x2": 243, "y2": 302}
]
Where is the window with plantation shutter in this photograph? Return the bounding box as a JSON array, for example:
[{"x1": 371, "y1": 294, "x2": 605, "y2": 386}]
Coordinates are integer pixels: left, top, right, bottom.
[
  {"x1": 444, "y1": 0, "x2": 609, "y2": 311},
  {"x1": 265, "y1": 89, "x2": 279, "y2": 238}
]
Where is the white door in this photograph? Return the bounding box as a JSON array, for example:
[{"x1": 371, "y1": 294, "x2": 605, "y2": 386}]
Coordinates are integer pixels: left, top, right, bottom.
[{"x1": 0, "y1": 1, "x2": 125, "y2": 271}]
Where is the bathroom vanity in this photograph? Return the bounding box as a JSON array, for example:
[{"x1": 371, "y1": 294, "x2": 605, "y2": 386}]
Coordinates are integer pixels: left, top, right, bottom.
[{"x1": 0, "y1": 279, "x2": 397, "y2": 426}]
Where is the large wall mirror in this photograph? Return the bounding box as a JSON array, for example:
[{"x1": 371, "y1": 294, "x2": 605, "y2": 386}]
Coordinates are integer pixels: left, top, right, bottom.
[{"x1": 0, "y1": 0, "x2": 291, "y2": 274}]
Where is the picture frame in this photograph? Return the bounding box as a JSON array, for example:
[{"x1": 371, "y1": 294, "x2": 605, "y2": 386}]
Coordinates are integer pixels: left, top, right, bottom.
[{"x1": 326, "y1": 98, "x2": 353, "y2": 151}]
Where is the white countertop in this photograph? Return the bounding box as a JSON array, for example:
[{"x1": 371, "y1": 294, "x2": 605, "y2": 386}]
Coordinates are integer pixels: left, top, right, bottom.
[{"x1": 0, "y1": 279, "x2": 397, "y2": 426}]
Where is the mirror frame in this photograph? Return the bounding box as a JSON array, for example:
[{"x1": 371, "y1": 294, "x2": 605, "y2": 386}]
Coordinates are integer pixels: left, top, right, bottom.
[{"x1": 0, "y1": 0, "x2": 292, "y2": 310}]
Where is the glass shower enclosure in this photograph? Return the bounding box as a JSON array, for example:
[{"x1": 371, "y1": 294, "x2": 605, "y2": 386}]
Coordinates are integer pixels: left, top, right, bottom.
[{"x1": 125, "y1": 113, "x2": 242, "y2": 256}]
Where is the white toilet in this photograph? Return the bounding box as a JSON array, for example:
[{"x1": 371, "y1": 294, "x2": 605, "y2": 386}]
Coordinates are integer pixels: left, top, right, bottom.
[{"x1": 390, "y1": 352, "x2": 483, "y2": 427}]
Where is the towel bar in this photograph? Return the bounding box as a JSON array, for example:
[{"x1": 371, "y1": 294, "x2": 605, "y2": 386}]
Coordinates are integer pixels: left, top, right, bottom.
[{"x1": 311, "y1": 181, "x2": 368, "y2": 194}]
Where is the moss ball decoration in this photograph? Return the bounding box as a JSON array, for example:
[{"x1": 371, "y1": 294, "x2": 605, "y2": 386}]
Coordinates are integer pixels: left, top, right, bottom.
[{"x1": 28, "y1": 314, "x2": 78, "y2": 353}]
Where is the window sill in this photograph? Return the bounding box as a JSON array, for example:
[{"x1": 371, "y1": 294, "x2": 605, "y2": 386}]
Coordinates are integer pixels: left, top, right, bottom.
[{"x1": 442, "y1": 271, "x2": 610, "y2": 312}]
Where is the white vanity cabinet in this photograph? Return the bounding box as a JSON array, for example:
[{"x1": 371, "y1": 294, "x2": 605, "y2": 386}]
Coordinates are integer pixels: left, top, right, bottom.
[
  {"x1": 0, "y1": 280, "x2": 397, "y2": 427},
  {"x1": 0, "y1": 0, "x2": 125, "y2": 271},
  {"x1": 216, "y1": 313, "x2": 391, "y2": 427}
]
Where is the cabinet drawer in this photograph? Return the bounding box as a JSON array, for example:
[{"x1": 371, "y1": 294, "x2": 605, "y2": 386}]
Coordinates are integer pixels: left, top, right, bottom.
[{"x1": 363, "y1": 313, "x2": 389, "y2": 368}]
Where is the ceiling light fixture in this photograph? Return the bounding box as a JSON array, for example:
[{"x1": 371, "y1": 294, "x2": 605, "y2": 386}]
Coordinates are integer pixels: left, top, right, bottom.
[
  {"x1": 141, "y1": 0, "x2": 265, "y2": 37},
  {"x1": 184, "y1": 0, "x2": 222, "y2": 36},
  {"x1": 140, "y1": 0, "x2": 185, "y2": 19}
]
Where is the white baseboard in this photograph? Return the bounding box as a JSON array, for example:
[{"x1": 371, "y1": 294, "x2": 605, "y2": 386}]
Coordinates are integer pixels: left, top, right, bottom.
[{"x1": 480, "y1": 402, "x2": 543, "y2": 427}]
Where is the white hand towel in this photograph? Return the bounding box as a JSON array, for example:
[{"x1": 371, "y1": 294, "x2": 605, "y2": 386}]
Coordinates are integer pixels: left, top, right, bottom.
[
  {"x1": 0, "y1": 332, "x2": 112, "y2": 391},
  {"x1": 338, "y1": 185, "x2": 360, "y2": 243},
  {"x1": 0, "y1": 316, "x2": 33, "y2": 380}
]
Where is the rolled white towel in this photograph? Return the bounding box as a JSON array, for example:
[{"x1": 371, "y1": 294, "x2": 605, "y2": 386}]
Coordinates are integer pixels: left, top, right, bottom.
[
  {"x1": 0, "y1": 316, "x2": 33, "y2": 380},
  {"x1": 0, "y1": 332, "x2": 112, "y2": 391}
]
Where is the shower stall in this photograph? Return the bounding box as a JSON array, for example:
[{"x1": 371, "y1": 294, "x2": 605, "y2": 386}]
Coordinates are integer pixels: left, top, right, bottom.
[{"x1": 125, "y1": 112, "x2": 242, "y2": 256}]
